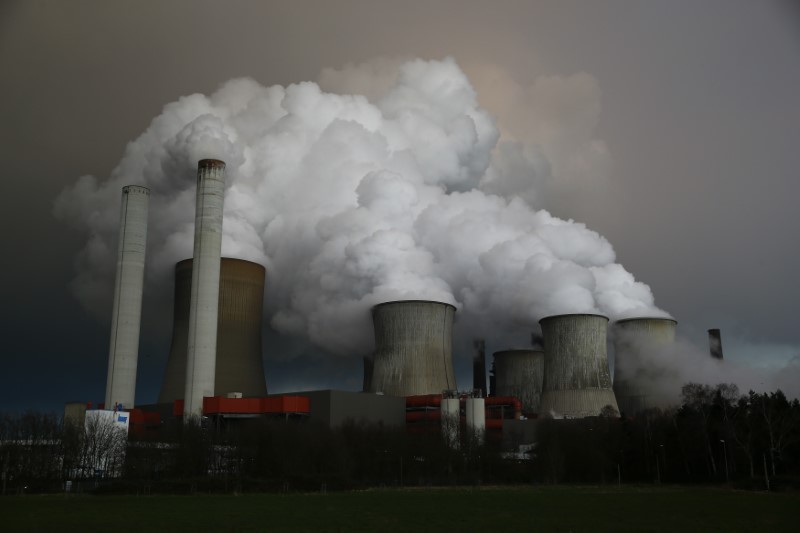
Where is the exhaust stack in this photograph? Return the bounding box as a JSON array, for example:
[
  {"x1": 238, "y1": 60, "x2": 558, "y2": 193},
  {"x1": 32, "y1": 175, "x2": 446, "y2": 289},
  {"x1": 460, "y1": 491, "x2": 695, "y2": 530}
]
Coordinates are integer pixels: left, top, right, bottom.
[
  {"x1": 708, "y1": 328, "x2": 724, "y2": 360},
  {"x1": 104, "y1": 185, "x2": 149, "y2": 410},
  {"x1": 472, "y1": 339, "x2": 486, "y2": 397},
  {"x1": 184, "y1": 159, "x2": 226, "y2": 418}
]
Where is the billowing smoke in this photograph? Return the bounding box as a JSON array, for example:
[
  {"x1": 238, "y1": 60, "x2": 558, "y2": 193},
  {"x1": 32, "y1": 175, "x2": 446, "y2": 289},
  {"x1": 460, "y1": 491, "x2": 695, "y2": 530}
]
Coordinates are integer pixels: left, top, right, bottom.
[
  {"x1": 54, "y1": 57, "x2": 667, "y2": 358},
  {"x1": 612, "y1": 331, "x2": 800, "y2": 402}
]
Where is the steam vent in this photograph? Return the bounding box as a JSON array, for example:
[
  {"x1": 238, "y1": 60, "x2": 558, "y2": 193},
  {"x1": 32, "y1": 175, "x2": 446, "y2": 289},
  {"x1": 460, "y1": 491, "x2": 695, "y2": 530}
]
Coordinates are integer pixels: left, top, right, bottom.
[
  {"x1": 369, "y1": 300, "x2": 457, "y2": 397},
  {"x1": 538, "y1": 314, "x2": 619, "y2": 418},
  {"x1": 159, "y1": 258, "x2": 268, "y2": 404},
  {"x1": 493, "y1": 349, "x2": 545, "y2": 415},
  {"x1": 613, "y1": 317, "x2": 678, "y2": 416}
]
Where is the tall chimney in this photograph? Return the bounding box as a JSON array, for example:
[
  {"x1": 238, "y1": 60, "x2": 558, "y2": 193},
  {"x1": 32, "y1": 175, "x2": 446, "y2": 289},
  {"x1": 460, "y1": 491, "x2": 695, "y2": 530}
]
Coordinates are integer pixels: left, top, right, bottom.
[
  {"x1": 184, "y1": 159, "x2": 226, "y2": 418},
  {"x1": 708, "y1": 328, "x2": 724, "y2": 360},
  {"x1": 472, "y1": 339, "x2": 486, "y2": 397},
  {"x1": 105, "y1": 185, "x2": 149, "y2": 410}
]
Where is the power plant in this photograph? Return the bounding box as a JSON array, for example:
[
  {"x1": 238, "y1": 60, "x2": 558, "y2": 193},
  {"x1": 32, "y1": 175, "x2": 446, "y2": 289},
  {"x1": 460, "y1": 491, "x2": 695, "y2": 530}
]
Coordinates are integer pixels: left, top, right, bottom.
[
  {"x1": 159, "y1": 258, "x2": 268, "y2": 404},
  {"x1": 104, "y1": 185, "x2": 149, "y2": 410},
  {"x1": 492, "y1": 349, "x2": 544, "y2": 416},
  {"x1": 368, "y1": 300, "x2": 457, "y2": 397},
  {"x1": 612, "y1": 317, "x2": 678, "y2": 415},
  {"x1": 538, "y1": 314, "x2": 619, "y2": 418},
  {"x1": 83, "y1": 157, "x2": 721, "y2": 459}
]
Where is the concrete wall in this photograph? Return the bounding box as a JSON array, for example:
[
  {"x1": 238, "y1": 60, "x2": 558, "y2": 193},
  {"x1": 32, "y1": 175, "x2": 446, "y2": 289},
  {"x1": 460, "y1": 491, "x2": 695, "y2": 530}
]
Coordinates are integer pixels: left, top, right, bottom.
[{"x1": 292, "y1": 390, "x2": 406, "y2": 428}]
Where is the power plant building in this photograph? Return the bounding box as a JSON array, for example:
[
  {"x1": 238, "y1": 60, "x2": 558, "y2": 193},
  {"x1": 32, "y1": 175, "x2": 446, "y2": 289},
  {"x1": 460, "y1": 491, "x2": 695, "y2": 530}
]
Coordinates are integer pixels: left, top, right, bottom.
[
  {"x1": 492, "y1": 349, "x2": 544, "y2": 415},
  {"x1": 369, "y1": 300, "x2": 457, "y2": 397},
  {"x1": 538, "y1": 314, "x2": 619, "y2": 418},
  {"x1": 105, "y1": 185, "x2": 149, "y2": 410},
  {"x1": 159, "y1": 257, "x2": 268, "y2": 404},
  {"x1": 612, "y1": 317, "x2": 678, "y2": 415}
]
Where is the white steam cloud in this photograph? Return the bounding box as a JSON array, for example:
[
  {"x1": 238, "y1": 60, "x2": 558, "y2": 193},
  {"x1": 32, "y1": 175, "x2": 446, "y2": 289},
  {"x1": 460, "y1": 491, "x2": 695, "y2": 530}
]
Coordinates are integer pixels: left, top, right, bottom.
[{"x1": 54, "y1": 57, "x2": 667, "y2": 357}]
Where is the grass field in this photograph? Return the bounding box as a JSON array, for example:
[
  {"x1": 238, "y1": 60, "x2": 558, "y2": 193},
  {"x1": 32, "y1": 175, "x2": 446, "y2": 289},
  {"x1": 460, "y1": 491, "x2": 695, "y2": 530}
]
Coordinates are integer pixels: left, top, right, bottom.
[{"x1": 1, "y1": 486, "x2": 797, "y2": 532}]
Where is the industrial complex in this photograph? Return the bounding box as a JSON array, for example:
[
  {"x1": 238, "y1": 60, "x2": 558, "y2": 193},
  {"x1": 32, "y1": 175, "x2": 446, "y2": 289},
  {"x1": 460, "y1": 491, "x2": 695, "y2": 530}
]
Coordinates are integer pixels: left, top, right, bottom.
[{"x1": 73, "y1": 158, "x2": 729, "y2": 451}]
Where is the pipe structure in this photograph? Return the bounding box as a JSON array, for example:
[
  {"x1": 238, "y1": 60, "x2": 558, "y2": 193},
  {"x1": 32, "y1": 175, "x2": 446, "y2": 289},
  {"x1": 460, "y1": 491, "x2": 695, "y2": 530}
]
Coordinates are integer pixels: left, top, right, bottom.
[
  {"x1": 159, "y1": 258, "x2": 268, "y2": 404},
  {"x1": 472, "y1": 339, "x2": 487, "y2": 397},
  {"x1": 369, "y1": 300, "x2": 457, "y2": 397},
  {"x1": 539, "y1": 314, "x2": 619, "y2": 418},
  {"x1": 612, "y1": 317, "x2": 678, "y2": 416},
  {"x1": 105, "y1": 185, "x2": 149, "y2": 410},
  {"x1": 465, "y1": 396, "x2": 486, "y2": 444},
  {"x1": 441, "y1": 397, "x2": 461, "y2": 449},
  {"x1": 492, "y1": 349, "x2": 544, "y2": 415},
  {"x1": 184, "y1": 159, "x2": 226, "y2": 418},
  {"x1": 708, "y1": 329, "x2": 724, "y2": 360}
]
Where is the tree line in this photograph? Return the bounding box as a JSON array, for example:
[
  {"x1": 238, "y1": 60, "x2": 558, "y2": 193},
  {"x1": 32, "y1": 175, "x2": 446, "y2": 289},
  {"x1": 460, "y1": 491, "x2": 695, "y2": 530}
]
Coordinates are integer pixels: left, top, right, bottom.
[{"x1": 1, "y1": 383, "x2": 798, "y2": 494}]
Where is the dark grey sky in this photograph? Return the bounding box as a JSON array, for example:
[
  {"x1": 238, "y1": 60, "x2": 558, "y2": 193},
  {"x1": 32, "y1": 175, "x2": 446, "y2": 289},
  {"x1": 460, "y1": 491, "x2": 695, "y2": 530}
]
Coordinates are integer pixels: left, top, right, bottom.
[{"x1": 1, "y1": 0, "x2": 799, "y2": 412}]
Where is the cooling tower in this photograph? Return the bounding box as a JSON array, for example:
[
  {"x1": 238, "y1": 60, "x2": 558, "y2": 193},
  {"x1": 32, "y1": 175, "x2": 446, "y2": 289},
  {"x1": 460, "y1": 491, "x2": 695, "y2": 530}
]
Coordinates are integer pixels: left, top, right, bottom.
[
  {"x1": 612, "y1": 317, "x2": 678, "y2": 416},
  {"x1": 105, "y1": 185, "x2": 149, "y2": 410},
  {"x1": 369, "y1": 300, "x2": 457, "y2": 396},
  {"x1": 539, "y1": 314, "x2": 619, "y2": 418},
  {"x1": 159, "y1": 258, "x2": 268, "y2": 404},
  {"x1": 708, "y1": 329, "x2": 724, "y2": 360},
  {"x1": 184, "y1": 159, "x2": 226, "y2": 417},
  {"x1": 473, "y1": 339, "x2": 487, "y2": 397},
  {"x1": 493, "y1": 349, "x2": 545, "y2": 415}
]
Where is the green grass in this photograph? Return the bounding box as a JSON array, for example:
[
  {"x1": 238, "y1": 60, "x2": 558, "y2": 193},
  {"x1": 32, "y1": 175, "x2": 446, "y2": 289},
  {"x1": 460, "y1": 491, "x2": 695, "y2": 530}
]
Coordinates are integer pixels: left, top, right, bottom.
[{"x1": 1, "y1": 486, "x2": 798, "y2": 532}]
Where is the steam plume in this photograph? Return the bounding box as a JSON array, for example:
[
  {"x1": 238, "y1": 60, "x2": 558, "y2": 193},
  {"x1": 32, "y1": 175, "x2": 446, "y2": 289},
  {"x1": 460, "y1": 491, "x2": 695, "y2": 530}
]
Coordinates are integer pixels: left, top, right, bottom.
[{"x1": 55, "y1": 57, "x2": 667, "y2": 357}]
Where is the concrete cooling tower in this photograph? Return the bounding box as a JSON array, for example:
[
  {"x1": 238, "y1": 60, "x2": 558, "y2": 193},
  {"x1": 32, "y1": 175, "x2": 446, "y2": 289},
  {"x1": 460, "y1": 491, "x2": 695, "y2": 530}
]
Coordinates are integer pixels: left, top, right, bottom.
[
  {"x1": 613, "y1": 317, "x2": 678, "y2": 416},
  {"x1": 159, "y1": 258, "x2": 268, "y2": 404},
  {"x1": 105, "y1": 185, "x2": 149, "y2": 410},
  {"x1": 369, "y1": 300, "x2": 457, "y2": 397},
  {"x1": 492, "y1": 349, "x2": 544, "y2": 415},
  {"x1": 539, "y1": 314, "x2": 619, "y2": 418}
]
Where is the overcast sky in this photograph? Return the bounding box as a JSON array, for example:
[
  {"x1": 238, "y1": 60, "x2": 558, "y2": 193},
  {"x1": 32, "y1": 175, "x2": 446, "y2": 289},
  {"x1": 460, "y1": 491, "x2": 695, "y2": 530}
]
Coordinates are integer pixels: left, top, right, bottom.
[{"x1": 1, "y1": 0, "x2": 799, "y2": 412}]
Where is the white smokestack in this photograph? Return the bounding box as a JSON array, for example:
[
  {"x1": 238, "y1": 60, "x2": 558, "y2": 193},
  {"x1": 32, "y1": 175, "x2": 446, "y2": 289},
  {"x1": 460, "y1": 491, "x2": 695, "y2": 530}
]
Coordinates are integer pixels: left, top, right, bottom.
[
  {"x1": 105, "y1": 185, "x2": 149, "y2": 409},
  {"x1": 184, "y1": 159, "x2": 226, "y2": 418}
]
